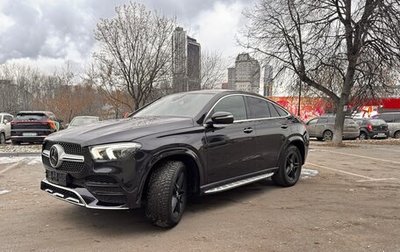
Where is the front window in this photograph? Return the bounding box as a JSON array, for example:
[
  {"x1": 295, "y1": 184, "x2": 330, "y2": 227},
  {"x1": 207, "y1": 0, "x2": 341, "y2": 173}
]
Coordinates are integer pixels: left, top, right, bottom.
[
  {"x1": 133, "y1": 93, "x2": 215, "y2": 118},
  {"x1": 211, "y1": 95, "x2": 247, "y2": 121}
]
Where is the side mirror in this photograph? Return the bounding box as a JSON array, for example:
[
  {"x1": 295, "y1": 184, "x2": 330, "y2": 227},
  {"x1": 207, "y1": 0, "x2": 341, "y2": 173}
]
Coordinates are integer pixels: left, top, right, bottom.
[
  {"x1": 3, "y1": 119, "x2": 8, "y2": 124},
  {"x1": 209, "y1": 111, "x2": 234, "y2": 125}
]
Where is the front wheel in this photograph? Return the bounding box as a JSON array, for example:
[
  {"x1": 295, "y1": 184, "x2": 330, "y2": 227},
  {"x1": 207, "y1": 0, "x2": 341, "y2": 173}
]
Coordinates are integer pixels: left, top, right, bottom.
[
  {"x1": 323, "y1": 130, "x2": 333, "y2": 141},
  {"x1": 0, "y1": 133, "x2": 5, "y2": 144},
  {"x1": 394, "y1": 131, "x2": 400, "y2": 139},
  {"x1": 272, "y1": 145, "x2": 303, "y2": 187},
  {"x1": 359, "y1": 132, "x2": 368, "y2": 140},
  {"x1": 145, "y1": 161, "x2": 187, "y2": 228}
]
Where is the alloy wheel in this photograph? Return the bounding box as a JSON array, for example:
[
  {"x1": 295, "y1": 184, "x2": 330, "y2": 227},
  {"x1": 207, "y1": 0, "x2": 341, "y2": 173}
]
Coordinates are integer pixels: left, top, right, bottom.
[
  {"x1": 285, "y1": 152, "x2": 300, "y2": 182},
  {"x1": 171, "y1": 172, "x2": 185, "y2": 218}
]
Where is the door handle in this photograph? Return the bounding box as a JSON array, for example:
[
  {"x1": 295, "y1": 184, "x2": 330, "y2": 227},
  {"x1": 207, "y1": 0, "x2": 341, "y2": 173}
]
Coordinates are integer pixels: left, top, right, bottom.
[
  {"x1": 281, "y1": 124, "x2": 288, "y2": 129},
  {"x1": 243, "y1": 127, "x2": 253, "y2": 133}
]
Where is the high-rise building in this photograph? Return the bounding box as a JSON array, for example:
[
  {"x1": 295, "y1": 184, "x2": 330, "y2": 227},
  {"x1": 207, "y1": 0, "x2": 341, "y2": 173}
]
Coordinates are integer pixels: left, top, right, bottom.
[
  {"x1": 227, "y1": 53, "x2": 260, "y2": 93},
  {"x1": 263, "y1": 64, "x2": 273, "y2": 96},
  {"x1": 172, "y1": 27, "x2": 201, "y2": 93}
]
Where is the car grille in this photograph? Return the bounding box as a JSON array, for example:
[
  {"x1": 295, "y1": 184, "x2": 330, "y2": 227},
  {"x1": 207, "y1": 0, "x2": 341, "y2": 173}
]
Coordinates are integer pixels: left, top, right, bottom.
[
  {"x1": 43, "y1": 141, "x2": 86, "y2": 173},
  {"x1": 44, "y1": 141, "x2": 83, "y2": 155},
  {"x1": 42, "y1": 156, "x2": 85, "y2": 173}
]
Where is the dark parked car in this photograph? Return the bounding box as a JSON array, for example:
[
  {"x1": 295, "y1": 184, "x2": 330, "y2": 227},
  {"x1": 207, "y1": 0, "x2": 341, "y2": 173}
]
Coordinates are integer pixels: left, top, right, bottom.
[
  {"x1": 306, "y1": 116, "x2": 359, "y2": 141},
  {"x1": 11, "y1": 111, "x2": 60, "y2": 144},
  {"x1": 372, "y1": 112, "x2": 400, "y2": 139},
  {"x1": 354, "y1": 118, "x2": 389, "y2": 140},
  {"x1": 40, "y1": 90, "x2": 309, "y2": 228}
]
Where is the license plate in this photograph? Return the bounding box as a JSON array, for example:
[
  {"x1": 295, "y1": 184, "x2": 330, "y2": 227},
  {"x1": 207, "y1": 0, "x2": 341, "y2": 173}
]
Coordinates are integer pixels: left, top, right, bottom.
[
  {"x1": 377, "y1": 133, "x2": 386, "y2": 137},
  {"x1": 23, "y1": 132, "x2": 37, "y2": 136},
  {"x1": 46, "y1": 171, "x2": 67, "y2": 186}
]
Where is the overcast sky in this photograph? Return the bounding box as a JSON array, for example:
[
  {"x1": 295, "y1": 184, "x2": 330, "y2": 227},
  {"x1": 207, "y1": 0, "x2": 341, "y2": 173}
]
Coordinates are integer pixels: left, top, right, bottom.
[{"x1": 0, "y1": 0, "x2": 251, "y2": 74}]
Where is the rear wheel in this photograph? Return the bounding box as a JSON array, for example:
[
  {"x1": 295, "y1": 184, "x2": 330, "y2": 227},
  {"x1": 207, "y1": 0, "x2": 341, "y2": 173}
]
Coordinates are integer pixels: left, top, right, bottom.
[
  {"x1": 394, "y1": 131, "x2": 400, "y2": 139},
  {"x1": 145, "y1": 161, "x2": 187, "y2": 228},
  {"x1": 0, "y1": 133, "x2": 5, "y2": 144},
  {"x1": 323, "y1": 130, "x2": 333, "y2": 141},
  {"x1": 359, "y1": 132, "x2": 368, "y2": 140},
  {"x1": 272, "y1": 145, "x2": 303, "y2": 187}
]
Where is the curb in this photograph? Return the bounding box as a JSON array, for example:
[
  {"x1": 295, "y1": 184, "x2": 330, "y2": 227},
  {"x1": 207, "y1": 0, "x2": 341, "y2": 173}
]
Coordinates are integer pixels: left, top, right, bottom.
[{"x1": 0, "y1": 152, "x2": 41, "y2": 157}]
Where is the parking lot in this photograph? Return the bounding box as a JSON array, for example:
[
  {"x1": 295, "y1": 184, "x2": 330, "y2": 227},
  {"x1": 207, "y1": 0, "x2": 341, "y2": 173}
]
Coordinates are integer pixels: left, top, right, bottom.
[{"x1": 0, "y1": 141, "x2": 399, "y2": 252}]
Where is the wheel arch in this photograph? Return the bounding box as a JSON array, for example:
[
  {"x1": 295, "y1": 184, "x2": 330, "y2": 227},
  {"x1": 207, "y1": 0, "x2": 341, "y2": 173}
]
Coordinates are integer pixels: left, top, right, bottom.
[
  {"x1": 282, "y1": 135, "x2": 307, "y2": 165},
  {"x1": 139, "y1": 148, "x2": 203, "y2": 203}
]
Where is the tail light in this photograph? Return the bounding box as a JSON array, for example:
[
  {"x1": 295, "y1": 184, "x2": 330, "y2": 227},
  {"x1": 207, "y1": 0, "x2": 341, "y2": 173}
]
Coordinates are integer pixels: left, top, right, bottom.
[
  {"x1": 47, "y1": 120, "x2": 57, "y2": 130},
  {"x1": 367, "y1": 124, "x2": 373, "y2": 132}
]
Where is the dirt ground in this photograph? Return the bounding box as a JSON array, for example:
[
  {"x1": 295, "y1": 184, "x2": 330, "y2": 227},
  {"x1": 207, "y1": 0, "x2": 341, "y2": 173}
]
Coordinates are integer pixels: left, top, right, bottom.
[{"x1": 0, "y1": 141, "x2": 399, "y2": 252}]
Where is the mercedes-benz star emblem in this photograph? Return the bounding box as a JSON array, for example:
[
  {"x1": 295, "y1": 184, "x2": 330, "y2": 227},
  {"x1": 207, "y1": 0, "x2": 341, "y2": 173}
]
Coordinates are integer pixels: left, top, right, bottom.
[{"x1": 49, "y1": 144, "x2": 65, "y2": 168}]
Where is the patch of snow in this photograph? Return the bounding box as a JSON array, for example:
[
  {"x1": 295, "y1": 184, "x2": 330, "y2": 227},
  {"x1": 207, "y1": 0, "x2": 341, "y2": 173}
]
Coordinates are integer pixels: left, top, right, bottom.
[
  {"x1": 0, "y1": 190, "x2": 10, "y2": 195},
  {"x1": 301, "y1": 168, "x2": 319, "y2": 179}
]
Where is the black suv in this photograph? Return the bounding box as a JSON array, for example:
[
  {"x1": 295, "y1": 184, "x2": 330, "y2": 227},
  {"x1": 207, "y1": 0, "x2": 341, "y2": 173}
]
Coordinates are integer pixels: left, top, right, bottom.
[
  {"x1": 40, "y1": 90, "x2": 309, "y2": 228},
  {"x1": 354, "y1": 118, "x2": 389, "y2": 139}
]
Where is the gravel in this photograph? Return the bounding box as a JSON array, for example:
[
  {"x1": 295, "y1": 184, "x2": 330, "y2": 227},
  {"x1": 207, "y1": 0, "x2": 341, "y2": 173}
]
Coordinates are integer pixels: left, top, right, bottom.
[{"x1": 0, "y1": 143, "x2": 42, "y2": 153}]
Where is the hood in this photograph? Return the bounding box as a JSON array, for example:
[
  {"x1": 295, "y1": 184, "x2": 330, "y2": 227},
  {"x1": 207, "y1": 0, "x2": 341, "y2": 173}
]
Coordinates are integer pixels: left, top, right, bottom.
[{"x1": 45, "y1": 116, "x2": 194, "y2": 147}]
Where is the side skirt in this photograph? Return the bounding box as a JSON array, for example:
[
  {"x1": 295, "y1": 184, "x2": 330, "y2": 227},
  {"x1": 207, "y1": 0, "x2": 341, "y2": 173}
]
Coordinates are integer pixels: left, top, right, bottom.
[{"x1": 201, "y1": 168, "x2": 278, "y2": 194}]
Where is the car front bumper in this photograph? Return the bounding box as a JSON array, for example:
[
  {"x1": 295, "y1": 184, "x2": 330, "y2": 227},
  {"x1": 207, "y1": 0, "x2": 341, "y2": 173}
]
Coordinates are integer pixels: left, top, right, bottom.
[{"x1": 41, "y1": 179, "x2": 130, "y2": 210}]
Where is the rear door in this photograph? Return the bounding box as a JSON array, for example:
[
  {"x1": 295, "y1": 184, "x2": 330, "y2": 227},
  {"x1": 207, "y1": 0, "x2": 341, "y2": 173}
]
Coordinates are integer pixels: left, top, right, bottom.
[
  {"x1": 204, "y1": 95, "x2": 258, "y2": 183},
  {"x1": 245, "y1": 96, "x2": 289, "y2": 169}
]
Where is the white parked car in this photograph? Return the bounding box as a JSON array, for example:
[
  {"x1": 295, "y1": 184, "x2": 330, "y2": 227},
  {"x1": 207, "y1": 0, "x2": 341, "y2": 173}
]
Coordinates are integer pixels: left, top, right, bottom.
[{"x1": 0, "y1": 113, "x2": 14, "y2": 144}]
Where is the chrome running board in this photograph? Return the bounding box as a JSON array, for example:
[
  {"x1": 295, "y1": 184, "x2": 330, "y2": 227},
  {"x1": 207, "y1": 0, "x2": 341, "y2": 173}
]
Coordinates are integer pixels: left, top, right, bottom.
[{"x1": 204, "y1": 172, "x2": 274, "y2": 194}]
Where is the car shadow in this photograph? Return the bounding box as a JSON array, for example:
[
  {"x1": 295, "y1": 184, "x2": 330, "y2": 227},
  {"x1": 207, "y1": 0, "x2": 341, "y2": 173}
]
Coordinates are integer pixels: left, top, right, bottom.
[{"x1": 59, "y1": 179, "x2": 278, "y2": 234}]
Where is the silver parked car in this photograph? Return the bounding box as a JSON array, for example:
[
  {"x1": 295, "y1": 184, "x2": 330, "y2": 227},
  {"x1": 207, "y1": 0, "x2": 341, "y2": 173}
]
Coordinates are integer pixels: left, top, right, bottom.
[
  {"x1": 67, "y1": 116, "x2": 100, "y2": 129},
  {"x1": 372, "y1": 112, "x2": 400, "y2": 138},
  {"x1": 306, "y1": 116, "x2": 360, "y2": 141},
  {"x1": 0, "y1": 113, "x2": 14, "y2": 144}
]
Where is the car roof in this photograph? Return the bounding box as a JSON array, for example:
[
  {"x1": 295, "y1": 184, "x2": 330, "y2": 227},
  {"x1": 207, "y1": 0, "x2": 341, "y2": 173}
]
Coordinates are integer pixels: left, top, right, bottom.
[{"x1": 17, "y1": 111, "x2": 54, "y2": 114}]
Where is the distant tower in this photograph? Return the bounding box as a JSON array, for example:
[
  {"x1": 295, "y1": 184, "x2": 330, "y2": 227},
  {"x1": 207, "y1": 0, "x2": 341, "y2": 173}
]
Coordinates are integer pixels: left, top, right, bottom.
[
  {"x1": 227, "y1": 53, "x2": 260, "y2": 93},
  {"x1": 172, "y1": 27, "x2": 201, "y2": 93},
  {"x1": 263, "y1": 65, "x2": 273, "y2": 96}
]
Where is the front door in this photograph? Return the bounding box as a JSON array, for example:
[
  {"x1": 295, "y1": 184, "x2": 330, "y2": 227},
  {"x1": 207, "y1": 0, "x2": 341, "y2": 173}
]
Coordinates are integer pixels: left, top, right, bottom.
[{"x1": 205, "y1": 95, "x2": 258, "y2": 184}]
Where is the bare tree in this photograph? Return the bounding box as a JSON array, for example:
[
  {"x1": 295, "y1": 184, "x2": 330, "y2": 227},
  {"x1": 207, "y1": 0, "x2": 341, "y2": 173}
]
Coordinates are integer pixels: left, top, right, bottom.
[
  {"x1": 243, "y1": 0, "x2": 400, "y2": 144},
  {"x1": 200, "y1": 50, "x2": 226, "y2": 89},
  {"x1": 93, "y1": 2, "x2": 175, "y2": 110}
]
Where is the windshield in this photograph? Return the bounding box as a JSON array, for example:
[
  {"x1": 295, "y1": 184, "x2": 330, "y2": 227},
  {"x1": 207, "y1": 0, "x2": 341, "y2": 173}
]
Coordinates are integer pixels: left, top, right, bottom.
[
  {"x1": 16, "y1": 113, "x2": 47, "y2": 120},
  {"x1": 70, "y1": 117, "x2": 99, "y2": 126},
  {"x1": 369, "y1": 119, "x2": 386, "y2": 126},
  {"x1": 133, "y1": 93, "x2": 215, "y2": 118}
]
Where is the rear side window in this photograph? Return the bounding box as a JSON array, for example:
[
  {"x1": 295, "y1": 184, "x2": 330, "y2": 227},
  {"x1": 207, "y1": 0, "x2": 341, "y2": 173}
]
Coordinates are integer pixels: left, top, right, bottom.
[
  {"x1": 16, "y1": 113, "x2": 47, "y2": 120},
  {"x1": 246, "y1": 97, "x2": 271, "y2": 119},
  {"x1": 213, "y1": 95, "x2": 247, "y2": 121},
  {"x1": 317, "y1": 118, "x2": 328, "y2": 124},
  {"x1": 267, "y1": 103, "x2": 280, "y2": 117},
  {"x1": 379, "y1": 114, "x2": 393, "y2": 122},
  {"x1": 393, "y1": 113, "x2": 400, "y2": 123},
  {"x1": 273, "y1": 104, "x2": 289, "y2": 117}
]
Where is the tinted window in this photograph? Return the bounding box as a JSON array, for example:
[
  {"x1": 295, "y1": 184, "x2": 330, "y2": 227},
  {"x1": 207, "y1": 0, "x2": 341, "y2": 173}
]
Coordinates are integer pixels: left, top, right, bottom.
[
  {"x1": 133, "y1": 93, "x2": 215, "y2": 118},
  {"x1": 16, "y1": 113, "x2": 47, "y2": 120},
  {"x1": 213, "y1": 95, "x2": 247, "y2": 121},
  {"x1": 345, "y1": 118, "x2": 357, "y2": 125},
  {"x1": 307, "y1": 118, "x2": 318, "y2": 125},
  {"x1": 273, "y1": 104, "x2": 288, "y2": 116},
  {"x1": 267, "y1": 102, "x2": 280, "y2": 117},
  {"x1": 369, "y1": 119, "x2": 386, "y2": 126},
  {"x1": 317, "y1": 118, "x2": 328, "y2": 124},
  {"x1": 393, "y1": 113, "x2": 400, "y2": 122},
  {"x1": 4, "y1": 115, "x2": 13, "y2": 122},
  {"x1": 246, "y1": 97, "x2": 270, "y2": 119}
]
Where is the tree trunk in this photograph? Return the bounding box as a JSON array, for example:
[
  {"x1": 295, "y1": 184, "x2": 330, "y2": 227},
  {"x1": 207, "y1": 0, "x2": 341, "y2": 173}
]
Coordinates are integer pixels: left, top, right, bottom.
[{"x1": 332, "y1": 97, "x2": 347, "y2": 145}]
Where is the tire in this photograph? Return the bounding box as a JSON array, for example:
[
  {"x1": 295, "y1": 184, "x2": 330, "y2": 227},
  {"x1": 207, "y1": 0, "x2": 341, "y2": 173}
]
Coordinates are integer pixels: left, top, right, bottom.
[
  {"x1": 0, "y1": 133, "x2": 5, "y2": 145},
  {"x1": 323, "y1": 130, "x2": 333, "y2": 141},
  {"x1": 359, "y1": 132, "x2": 368, "y2": 140},
  {"x1": 272, "y1": 145, "x2": 303, "y2": 187},
  {"x1": 11, "y1": 140, "x2": 20, "y2": 145},
  {"x1": 145, "y1": 161, "x2": 187, "y2": 228},
  {"x1": 394, "y1": 131, "x2": 400, "y2": 139}
]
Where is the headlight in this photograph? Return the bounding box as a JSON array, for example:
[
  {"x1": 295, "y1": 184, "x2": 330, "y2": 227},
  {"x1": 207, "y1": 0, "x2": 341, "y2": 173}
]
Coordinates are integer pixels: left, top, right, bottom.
[{"x1": 90, "y1": 142, "x2": 141, "y2": 160}]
